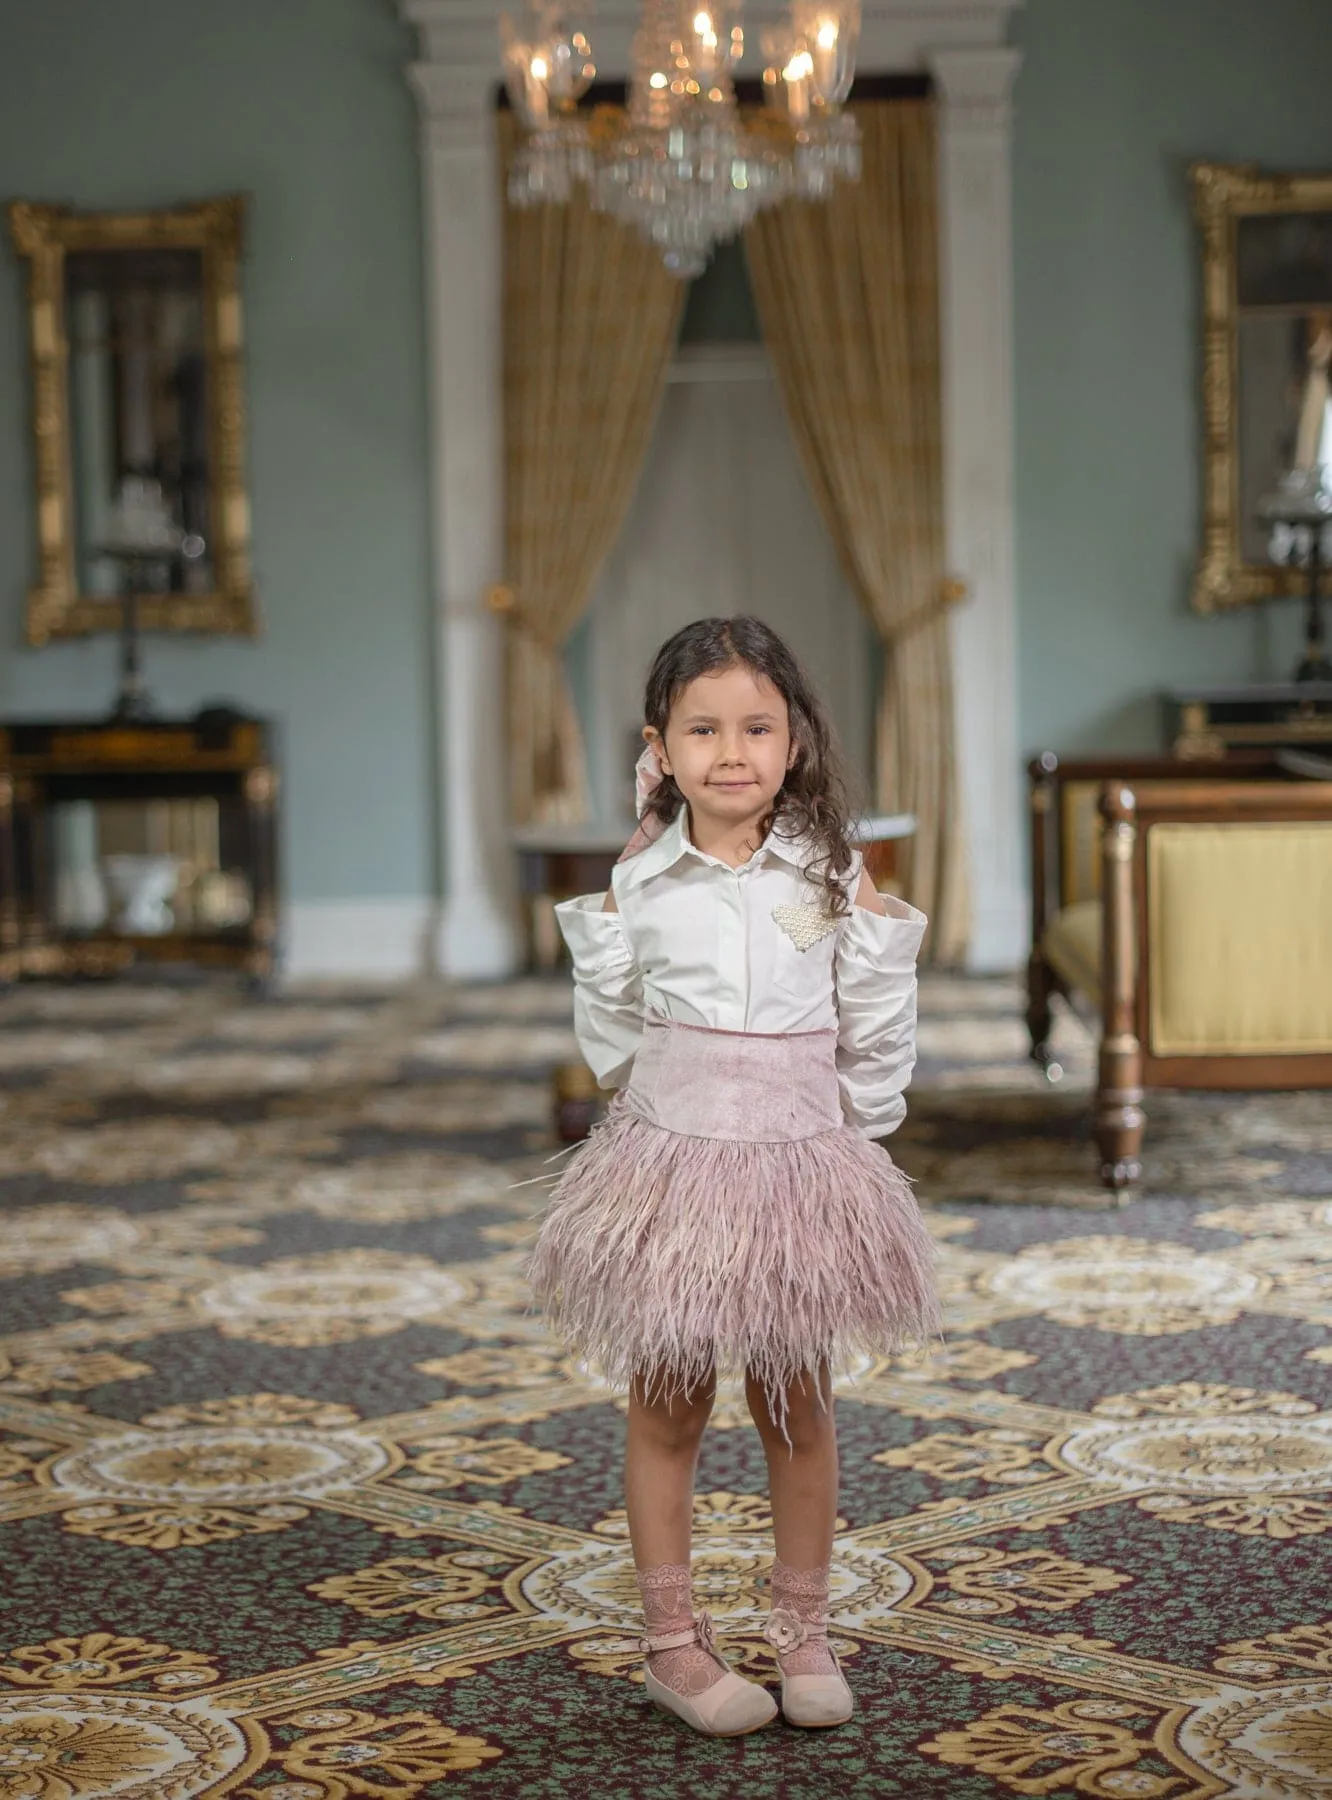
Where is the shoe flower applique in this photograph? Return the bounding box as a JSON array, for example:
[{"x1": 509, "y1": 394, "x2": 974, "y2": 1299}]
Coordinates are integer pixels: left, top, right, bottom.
[{"x1": 763, "y1": 1608, "x2": 810, "y2": 1653}]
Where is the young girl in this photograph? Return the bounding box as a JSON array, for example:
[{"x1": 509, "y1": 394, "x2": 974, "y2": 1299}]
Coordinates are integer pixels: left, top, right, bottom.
[{"x1": 527, "y1": 616, "x2": 939, "y2": 1737}]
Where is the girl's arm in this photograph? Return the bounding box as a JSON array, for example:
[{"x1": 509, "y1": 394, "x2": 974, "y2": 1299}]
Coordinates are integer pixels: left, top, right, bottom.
[
  {"x1": 834, "y1": 858, "x2": 927, "y2": 1138},
  {"x1": 554, "y1": 885, "x2": 644, "y2": 1088}
]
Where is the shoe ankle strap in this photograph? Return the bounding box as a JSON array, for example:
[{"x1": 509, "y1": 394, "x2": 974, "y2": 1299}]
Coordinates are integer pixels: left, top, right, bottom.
[
  {"x1": 640, "y1": 1625, "x2": 697, "y2": 1654},
  {"x1": 641, "y1": 1611, "x2": 719, "y2": 1657}
]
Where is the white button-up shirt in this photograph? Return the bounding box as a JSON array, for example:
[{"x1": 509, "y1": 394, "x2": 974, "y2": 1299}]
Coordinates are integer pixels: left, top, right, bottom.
[{"x1": 555, "y1": 807, "x2": 927, "y2": 1137}]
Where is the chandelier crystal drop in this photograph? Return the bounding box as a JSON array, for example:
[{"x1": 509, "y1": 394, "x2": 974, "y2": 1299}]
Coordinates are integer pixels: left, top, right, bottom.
[
  {"x1": 501, "y1": 10, "x2": 598, "y2": 203},
  {"x1": 500, "y1": 0, "x2": 862, "y2": 278}
]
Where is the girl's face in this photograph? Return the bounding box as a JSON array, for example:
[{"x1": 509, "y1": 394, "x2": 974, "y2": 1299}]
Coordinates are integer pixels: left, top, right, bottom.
[{"x1": 646, "y1": 662, "x2": 798, "y2": 829}]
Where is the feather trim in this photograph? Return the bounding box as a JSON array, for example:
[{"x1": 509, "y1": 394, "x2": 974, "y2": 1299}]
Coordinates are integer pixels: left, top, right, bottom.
[{"x1": 524, "y1": 1109, "x2": 941, "y2": 1439}]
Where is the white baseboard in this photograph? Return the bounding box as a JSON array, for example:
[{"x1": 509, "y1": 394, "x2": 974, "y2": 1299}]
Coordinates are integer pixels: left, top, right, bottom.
[
  {"x1": 432, "y1": 899, "x2": 524, "y2": 982},
  {"x1": 284, "y1": 899, "x2": 434, "y2": 982}
]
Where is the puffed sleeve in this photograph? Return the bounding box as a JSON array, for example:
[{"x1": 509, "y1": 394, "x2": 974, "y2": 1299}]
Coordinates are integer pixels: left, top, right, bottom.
[
  {"x1": 554, "y1": 894, "x2": 645, "y2": 1089},
  {"x1": 834, "y1": 884, "x2": 927, "y2": 1138}
]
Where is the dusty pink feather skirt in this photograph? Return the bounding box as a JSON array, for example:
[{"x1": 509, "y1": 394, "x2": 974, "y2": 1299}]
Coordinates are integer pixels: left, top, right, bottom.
[{"x1": 525, "y1": 1015, "x2": 940, "y2": 1432}]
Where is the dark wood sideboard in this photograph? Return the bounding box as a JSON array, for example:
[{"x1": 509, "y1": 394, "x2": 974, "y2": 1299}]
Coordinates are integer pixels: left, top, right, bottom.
[{"x1": 0, "y1": 710, "x2": 279, "y2": 986}]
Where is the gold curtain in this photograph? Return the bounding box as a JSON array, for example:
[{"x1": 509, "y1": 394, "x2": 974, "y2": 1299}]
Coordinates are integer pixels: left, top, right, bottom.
[
  {"x1": 500, "y1": 112, "x2": 686, "y2": 825},
  {"x1": 744, "y1": 99, "x2": 968, "y2": 962}
]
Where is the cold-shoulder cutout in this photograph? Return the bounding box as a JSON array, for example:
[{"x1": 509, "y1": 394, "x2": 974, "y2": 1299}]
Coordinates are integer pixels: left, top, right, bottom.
[{"x1": 852, "y1": 867, "x2": 888, "y2": 916}]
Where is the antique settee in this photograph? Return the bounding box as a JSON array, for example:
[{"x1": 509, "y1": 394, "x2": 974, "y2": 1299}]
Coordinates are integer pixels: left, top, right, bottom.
[{"x1": 1026, "y1": 752, "x2": 1332, "y2": 1190}]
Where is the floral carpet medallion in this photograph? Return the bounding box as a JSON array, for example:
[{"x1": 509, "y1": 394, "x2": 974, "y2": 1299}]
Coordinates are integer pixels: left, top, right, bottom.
[
  {"x1": 0, "y1": 974, "x2": 1329, "y2": 1798},
  {"x1": 0, "y1": 1691, "x2": 267, "y2": 1800}
]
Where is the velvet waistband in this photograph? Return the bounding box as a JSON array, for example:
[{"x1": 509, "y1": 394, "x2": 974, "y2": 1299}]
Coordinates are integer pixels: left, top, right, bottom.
[{"x1": 623, "y1": 1012, "x2": 843, "y2": 1142}]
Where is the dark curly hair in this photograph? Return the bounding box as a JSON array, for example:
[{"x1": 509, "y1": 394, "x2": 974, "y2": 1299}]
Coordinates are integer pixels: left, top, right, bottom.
[{"x1": 641, "y1": 615, "x2": 859, "y2": 917}]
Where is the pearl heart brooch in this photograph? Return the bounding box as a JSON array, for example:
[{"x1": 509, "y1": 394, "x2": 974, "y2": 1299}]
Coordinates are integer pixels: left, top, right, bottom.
[{"x1": 771, "y1": 903, "x2": 839, "y2": 951}]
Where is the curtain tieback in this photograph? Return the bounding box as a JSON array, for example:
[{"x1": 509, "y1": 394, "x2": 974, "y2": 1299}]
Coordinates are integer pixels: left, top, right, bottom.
[
  {"x1": 485, "y1": 585, "x2": 562, "y2": 656},
  {"x1": 883, "y1": 576, "x2": 969, "y2": 646}
]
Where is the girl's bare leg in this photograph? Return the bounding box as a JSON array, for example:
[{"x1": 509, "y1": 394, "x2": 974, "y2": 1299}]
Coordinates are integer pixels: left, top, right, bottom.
[
  {"x1": 745, "y1": 1362, "x2": 839, "y2": 1567},
  {"x1": 625, "y1": 1367, "x2": 723, "y2": 1695},
  {"x1": 624, "y1": 1366, "x2": 716, "y2": 1569},
  {"x1": 746, "y1": 1362, "x2": 842, "y2": 1678}
]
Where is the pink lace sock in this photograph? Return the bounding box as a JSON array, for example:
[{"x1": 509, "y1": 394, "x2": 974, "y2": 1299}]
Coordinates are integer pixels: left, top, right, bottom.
[
  {"x1": 636, "y1": 1563, "x2": 728, "y2": 1698},
  {"x1": 767, "y1": 1560, "x2": 839, "y2": 1678}
]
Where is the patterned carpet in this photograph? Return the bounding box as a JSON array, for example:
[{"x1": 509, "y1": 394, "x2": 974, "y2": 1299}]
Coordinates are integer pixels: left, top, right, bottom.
[{"x1": 0, "y1": 971, "x2": 1330, "y2": 1800}]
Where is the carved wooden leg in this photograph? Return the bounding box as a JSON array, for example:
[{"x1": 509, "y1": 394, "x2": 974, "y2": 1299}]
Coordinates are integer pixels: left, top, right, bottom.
[
  {"x1": 1096, "y1": 1039, "x2": 1144, "y2": 1194},
  {"x1": 1026, "y1": 948, "x2": 1056, "y2": 1072},
  {"x1": 0, "y1": 772, "x2": 18, "y2": 987},
  {"x1": 1096, "y1": 783, "x2": 1145, "y2": 1194},
  {"x1": 243, "y1": 764, "x2": 279, "y2": 991},
  {"x1": 554, "y1": 1062, "x2": 600, "y2": 1144},
  {"x1": 1026, "y1": 756, "x2": 1056, "y2": 1074}
]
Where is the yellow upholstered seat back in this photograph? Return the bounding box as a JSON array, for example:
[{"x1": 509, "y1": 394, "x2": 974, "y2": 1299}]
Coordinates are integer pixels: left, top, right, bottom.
[{"x1": 1147, "y1": 822, "x2": 1332, "y2": 1055}]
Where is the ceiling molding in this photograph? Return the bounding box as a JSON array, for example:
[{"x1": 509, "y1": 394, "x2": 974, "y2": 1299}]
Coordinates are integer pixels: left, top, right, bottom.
[{"x1": 399, "y1": 0, "x2": 1022, "y2": 90}]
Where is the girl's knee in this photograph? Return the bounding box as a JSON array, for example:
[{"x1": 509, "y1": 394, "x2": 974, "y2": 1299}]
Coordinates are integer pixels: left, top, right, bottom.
[
  {"x1": 745, "y1": 1369, "x2": 835, "y2": 1451},
  {"x1": 629, "y1": 1372, "x2": 715, "y2": 1452}
]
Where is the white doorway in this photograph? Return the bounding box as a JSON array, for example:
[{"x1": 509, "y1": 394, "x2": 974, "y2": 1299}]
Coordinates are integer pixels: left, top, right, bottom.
[{"x1": 574, "y1": 342, "x2": 879, "y2": 823}]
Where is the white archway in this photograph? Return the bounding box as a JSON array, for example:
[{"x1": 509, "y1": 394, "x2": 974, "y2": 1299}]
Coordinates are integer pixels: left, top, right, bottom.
[{"x1": 399, "y1": 0, "x2": 1024, "y2": 974}]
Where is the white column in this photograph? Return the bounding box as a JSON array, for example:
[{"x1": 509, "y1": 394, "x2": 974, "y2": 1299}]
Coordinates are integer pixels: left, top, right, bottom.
[
  {"x1": 927, "y1": 46, "x2": 1026, "y2": 972},
  {"x1": 407, "y1": 59, "x2": 522, "y2": 978}
]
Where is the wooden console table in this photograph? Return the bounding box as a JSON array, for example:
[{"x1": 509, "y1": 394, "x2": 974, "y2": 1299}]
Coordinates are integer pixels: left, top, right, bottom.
[
  {"x1": 0, "y1": 710, "x2": 279, "y2": 985},
  {"x1": 1168, "y1": 683, "x2": 1332, "y2": 758}
]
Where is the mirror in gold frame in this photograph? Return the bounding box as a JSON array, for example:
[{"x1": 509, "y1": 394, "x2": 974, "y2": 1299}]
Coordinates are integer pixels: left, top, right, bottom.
[
  {"x1": 8, "y1": 195, "x2": 257, "y2": 645},
  {"x1": 1191, "y1": 161, "x2": 1332, "y2": 612}
]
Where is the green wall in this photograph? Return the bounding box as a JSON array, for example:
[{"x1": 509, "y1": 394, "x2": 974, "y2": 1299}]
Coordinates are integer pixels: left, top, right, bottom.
[
  {"x1": 1013, "y1": 0, "x2": 1332, "y2": 755},
  {"x1": 0, "y1": 0, "x2": 434, "y2": 904},
  {"x1": 2, "y1": 0, "x2": 1328, "y2": 915}
]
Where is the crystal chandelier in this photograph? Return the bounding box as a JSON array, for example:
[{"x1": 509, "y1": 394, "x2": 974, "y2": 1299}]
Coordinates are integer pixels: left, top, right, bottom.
[{"x1": 500, "y1": 1, "x2": 862, "y2": 278}]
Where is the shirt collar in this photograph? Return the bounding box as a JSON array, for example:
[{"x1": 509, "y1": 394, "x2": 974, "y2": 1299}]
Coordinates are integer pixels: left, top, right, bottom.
[
  {"x1": 616, "y1": 808, "x2": 690, "y2": 889},
  {"x1": 618, "y1": 805, "x2": 818, "y2": 889},
  {"x1": 762, "y1": 813, "x2": 820, "y2": 871}
]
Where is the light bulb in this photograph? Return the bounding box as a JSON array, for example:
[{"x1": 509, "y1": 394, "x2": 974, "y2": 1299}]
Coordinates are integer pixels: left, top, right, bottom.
[
  {"x1": 795, "y1": 0, "x2": 859, "y2": 105},
  {"x1": 692, "y1": 8, "x2": 720, "y2": 77},
  {"x1": 811, "y1": 19, "x2": 838, "y2": 98},
  {"x1": 783, "y1": 49, "x2": 813, "y2": 122}
]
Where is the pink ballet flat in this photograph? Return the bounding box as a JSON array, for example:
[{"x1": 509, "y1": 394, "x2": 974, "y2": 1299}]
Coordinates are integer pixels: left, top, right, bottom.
[
  {"x1": 764, "y1": 1608, "x2": 854, "y2": 1728},
  {"x1": 640, "y1": 1612, "x2": 778, "y2": 1737}
]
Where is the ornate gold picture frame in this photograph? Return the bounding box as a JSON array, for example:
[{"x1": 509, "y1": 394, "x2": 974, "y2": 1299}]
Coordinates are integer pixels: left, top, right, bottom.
[
  {"x1": 1191, "y1": 160, "x2": 1332, "y2": 612},
  {"x1": 8, "y1": 195, "x2": 258, "y2": 644}
]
